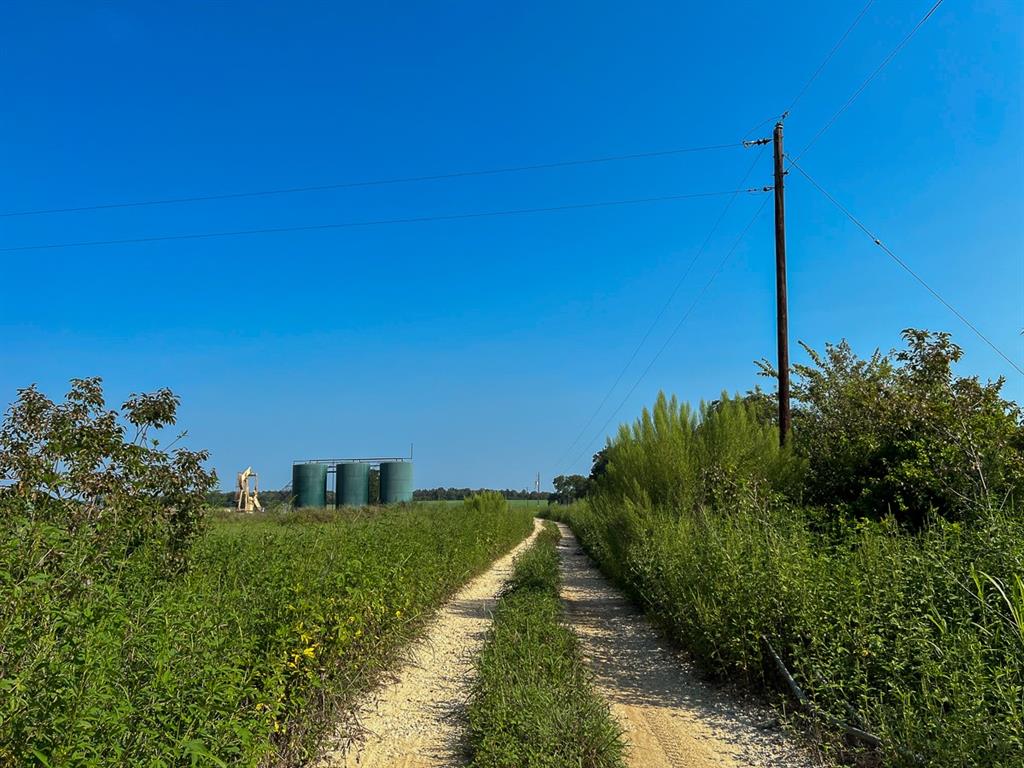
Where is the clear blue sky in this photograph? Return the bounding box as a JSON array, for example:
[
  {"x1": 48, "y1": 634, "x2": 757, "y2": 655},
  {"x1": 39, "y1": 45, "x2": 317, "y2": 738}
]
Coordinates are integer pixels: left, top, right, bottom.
[{"x1": 2, "y1": 1, "x2": 1021, "y2": 491}]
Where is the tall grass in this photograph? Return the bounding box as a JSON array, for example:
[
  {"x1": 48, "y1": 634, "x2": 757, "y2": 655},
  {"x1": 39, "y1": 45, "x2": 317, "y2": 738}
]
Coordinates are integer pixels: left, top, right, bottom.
[
  {"x1": 554, "y1": 393, "x2": 1024, "y2": 767},
  {"x1": 0, "y1": 494, "x2": 533, "y2": 767}
]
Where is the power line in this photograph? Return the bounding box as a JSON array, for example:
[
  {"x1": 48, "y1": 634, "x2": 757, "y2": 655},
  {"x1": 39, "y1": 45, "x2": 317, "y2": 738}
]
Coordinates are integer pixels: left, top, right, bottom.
[
  {"x1": 794, "y1": 0, "x2": 945, "y2": 161},
  {"x1": 742, "y1": 113, "x2": 786, "y2": 143},
  {"x1": 559, "y1": 16, "x2": 876, "y2": 469},
  {"x1": 550, "y1": 146, "x2": 769, "y2": 472},
  {"x1": 0, "y1": 142, "x2": 745, "y2": 219},
  {"x1": 0, "y1": 188, "x2": 764, "y2": 253},
  {"x1": 740, "y1": 0, "x2": 875, "y2": 143},
  {"x1": 555, "y1": 0, "x2": 946, "y2": 473},
  {"x1": 785, "y1": 0, "x2": 875, "y2": 114},
  {"x1": 788, "y1": 157, "x2": 1023, "y2": 377},
  {"x1": 566, "y1": 196, "x2": 772, "y2": 470},
  {"x1": 553, "y1": 0, "x2": 868, "y2": 472}
]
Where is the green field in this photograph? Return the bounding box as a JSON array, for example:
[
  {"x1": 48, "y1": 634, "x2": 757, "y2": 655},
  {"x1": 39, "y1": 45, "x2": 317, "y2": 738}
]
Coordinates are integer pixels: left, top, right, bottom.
[{"x1": 1, "y1": 495, "x2": 533, "y2": 766}]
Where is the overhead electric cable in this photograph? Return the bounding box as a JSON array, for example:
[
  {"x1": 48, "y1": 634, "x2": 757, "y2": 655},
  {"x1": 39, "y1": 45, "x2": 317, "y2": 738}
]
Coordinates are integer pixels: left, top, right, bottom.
[
  {"x1": 565, "y1": 196, "x2": 772, "y2": 470},
  {"x1": 785, "y1": 0, "x2": 875, "y2": 114},
  {"x1": 788, "y1": 157, "x2": 1023, "y2": 377},
  {"x1": 550, "y1": 146, "x2": 768, "y2": 472},
  {"x1": 0, "y1": 188, "x2": 764, "y2": 253},
  {"x1": 0, "y1": 142, "x2": 744, "y2": 219},
  {"x1": 742, "y1": 113, "x2": 786, "y2": 143},
  {"x1": 555, "y1": 0, "x2": 941, "y2": 473},
  {"x1": 794, "y1": 0, "x2": 945, "y2": 161},
  {"x1": 740, "y1": 0, "x2": 875, "y2": 142}
]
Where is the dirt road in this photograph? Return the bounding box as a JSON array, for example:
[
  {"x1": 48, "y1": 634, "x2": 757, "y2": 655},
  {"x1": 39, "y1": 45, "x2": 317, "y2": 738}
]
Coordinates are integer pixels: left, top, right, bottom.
[
  {"x1": 554, "y1": 522, "x2": 818, "y2": 768},
  {"x1": 318, "y1": 518, "x2": 543, "y2": 768}
]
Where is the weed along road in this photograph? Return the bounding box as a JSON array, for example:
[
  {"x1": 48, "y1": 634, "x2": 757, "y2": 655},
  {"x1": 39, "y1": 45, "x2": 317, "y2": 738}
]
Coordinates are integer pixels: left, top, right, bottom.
[
  {"x1": 318, "y1": 519, "x2": 544, "y2": 767},
  {"x1": 554, "y1": 523, "x2": 816, "y2": 768}
]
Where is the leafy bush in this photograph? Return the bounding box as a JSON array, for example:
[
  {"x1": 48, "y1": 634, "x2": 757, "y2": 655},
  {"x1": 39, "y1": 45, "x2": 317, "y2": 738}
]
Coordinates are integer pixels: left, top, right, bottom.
[
  {"x1": 763, "y1": 329, "x2": 1024, "y2": 526},
  {"x1": 550, "y1": 474, "x2": 591, "y2": 505},
  {"x1": 0, "y1": 377, "x2": 215, "y2": 574},
  {"x1": 467, "y1": 522, "x2": 625, "y2": 768}
]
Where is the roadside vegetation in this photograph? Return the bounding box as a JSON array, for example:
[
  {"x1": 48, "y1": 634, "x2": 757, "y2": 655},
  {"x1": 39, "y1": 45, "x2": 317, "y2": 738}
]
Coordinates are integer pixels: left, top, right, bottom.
[
  {"x1": 467, "y1": 521, "x2": 625, "y2": 768},
  {"x1": 0, "y1": 379, "x2": 533, "y2": 767},
  {"x1": 551, "y1": 330, "x2": 1024, "y2": 767}
]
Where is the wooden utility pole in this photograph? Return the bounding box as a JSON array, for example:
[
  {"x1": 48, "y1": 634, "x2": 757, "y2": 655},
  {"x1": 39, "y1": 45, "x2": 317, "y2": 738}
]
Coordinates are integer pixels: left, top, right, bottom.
[{"x1": 773, "y1": 122, "x2": 791, "y2": 447}]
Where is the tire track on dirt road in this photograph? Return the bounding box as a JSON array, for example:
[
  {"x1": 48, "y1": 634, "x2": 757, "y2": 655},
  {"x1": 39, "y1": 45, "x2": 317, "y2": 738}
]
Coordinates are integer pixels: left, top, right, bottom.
[
  {"x1": 554, "y1": 522, "x2": 820, "y2": 768},
  {"x1": 317, "y1": 518, "x2": 543, "y2": 768}
]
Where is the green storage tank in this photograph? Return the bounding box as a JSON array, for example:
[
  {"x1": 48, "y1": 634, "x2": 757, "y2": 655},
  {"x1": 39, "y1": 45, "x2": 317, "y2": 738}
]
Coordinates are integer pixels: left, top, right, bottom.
[
  {"x1": 379, "y1": 461, "x2": 413, "y2": 503},
  {"x1": 292, "y1": 462, "x2": 327, "y2": 508},
  {"x1": 336, "y1": 462, "x2": 370, "y2": 507}
]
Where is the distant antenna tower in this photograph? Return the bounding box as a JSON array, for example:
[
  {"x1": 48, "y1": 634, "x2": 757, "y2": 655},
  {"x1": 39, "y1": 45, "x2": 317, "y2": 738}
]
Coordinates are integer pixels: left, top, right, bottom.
[{"x1": 534, "y1": 472, "x2": 541, "y2": 493}]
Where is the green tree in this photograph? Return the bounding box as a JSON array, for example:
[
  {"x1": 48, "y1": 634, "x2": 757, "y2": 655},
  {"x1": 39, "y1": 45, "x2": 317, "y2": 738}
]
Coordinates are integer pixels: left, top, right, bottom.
[
  {"x1": 589, "y1": 447, "x2": 611, "y2": 483},
  {"x1": 551, "y1": 474, "x2": 590, "y2": 504},
  {"x1": 762, "y1": 329, "x2": 1024, "y2": 525},
  {"x1": 0, "y1": 377, "x2": 215, "y2": 572}
]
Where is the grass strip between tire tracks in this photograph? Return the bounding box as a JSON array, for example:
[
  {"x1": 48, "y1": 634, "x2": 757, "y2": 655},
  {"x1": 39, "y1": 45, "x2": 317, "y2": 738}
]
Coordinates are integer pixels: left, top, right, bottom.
[{"x1": 467, "y1": 520, "x2": 626, "y2": 768}]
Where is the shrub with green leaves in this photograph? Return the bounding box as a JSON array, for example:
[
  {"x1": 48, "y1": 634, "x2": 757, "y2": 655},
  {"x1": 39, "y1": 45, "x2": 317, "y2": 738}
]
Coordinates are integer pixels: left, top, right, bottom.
[
  {"x1": 592, "y1": 390, "x2": 800, "y2": 513},
  {"x1": 759, "y1": 329, "x2": 1024, "y2": 526},
  {"x1": 467, "y1": 522, "x2": 625, "y2": 768},
  {"x1": 0, "y1": 377, "x2": 216, "y2": 574}
]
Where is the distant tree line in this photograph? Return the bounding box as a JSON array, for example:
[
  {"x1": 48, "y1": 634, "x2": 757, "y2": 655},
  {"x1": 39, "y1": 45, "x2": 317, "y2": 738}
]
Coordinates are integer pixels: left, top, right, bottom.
[{"x1": 413, "y1": 487, "x2": 549, "y2": 501}]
